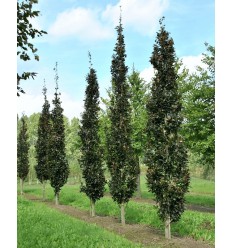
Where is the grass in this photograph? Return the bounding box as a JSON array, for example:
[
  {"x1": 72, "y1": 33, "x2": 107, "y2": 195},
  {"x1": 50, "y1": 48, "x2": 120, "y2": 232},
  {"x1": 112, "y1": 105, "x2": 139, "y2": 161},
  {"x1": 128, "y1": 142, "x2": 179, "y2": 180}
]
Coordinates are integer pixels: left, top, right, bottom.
[
  {"x1": 139, "y1": 174, "x2": 215, "y2": 207},
  {"x1": 23, "y1": 183, "x2": 215, "y2": 244},
  {"x1": 18, "y1": 197, "x2": 143, "y2": 248}
]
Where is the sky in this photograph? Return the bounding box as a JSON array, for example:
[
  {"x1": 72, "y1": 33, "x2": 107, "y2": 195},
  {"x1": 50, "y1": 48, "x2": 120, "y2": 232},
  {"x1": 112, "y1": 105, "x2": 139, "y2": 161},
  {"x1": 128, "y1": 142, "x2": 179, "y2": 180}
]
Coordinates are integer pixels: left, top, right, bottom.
[{"x1": 17, "y1": 0, "x2": 215, "y2": 119}]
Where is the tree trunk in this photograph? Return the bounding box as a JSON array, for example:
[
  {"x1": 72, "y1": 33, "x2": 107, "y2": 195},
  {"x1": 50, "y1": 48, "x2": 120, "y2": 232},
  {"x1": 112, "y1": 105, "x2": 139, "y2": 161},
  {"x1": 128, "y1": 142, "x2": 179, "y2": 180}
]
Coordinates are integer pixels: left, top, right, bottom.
[
  {"x1": 165, "y1": 215, "x2": 171, "y2": 239},
  {"x1": 29, "y1": 171, "x2": 32, "y2": 185},
  {"x1": 55, "y1": 192, "x2": 59, "y2": 205},
  {"x1": 20, "y1": 178, "x2": 23, "y2": 195},
  {"x1": 90, "y1": 199, "x2": 95, "y2": 217},
  {"x1": 136, "y1": 156, "x2": 141, "y2": 198},
  {"x1": 136, "y1": 173, "x2": 141, "y2": 198},
  {"x1": 42, "y1": 181, "x2": 46, "y2": 201},
  {"x1": 121, "y1": 203, "x2": 125, "y2": 226}
]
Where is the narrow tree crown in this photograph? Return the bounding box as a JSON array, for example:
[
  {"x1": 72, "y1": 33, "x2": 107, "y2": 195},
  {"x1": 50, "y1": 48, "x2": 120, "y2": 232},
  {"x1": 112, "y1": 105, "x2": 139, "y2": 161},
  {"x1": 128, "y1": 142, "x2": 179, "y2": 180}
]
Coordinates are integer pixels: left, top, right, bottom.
[
  {"x1": 107, "y1": 15, "x2": 138, "y2": 205},
  {"x1": 35, "y1": 83, "x2": 51, "y2": 183},
  {"x1": 49, "y1": 63, "x2": 69, "y2": 195},
  {"x1": 145, "y1": 17, "x2": 190, "y2": 223},
  {"x1": 79, "y1": 55, "x2": 105, "y2": 203}
]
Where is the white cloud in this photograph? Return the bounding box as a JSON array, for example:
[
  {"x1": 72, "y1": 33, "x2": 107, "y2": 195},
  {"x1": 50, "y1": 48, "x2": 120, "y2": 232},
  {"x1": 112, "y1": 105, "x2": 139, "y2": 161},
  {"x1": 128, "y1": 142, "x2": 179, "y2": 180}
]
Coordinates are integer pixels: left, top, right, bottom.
[
  {"x1": 102, "y1": 0, "x2": 169, "y2": 36},
  {"x1": 139, "y1": 54, "x2": 206, "y2": 83},
  {"x1": 17, "y1": 92, "x2": 84, "y2": 120},
  {"x1": 140, "y1": 66, "x2": 154, "y2": 83},
  {"x1": 180, "y1": 54, "x2": 206, "y2": 73},
  {"x1": 48, "y1": 7, "x2": 113, "y2": 41}
]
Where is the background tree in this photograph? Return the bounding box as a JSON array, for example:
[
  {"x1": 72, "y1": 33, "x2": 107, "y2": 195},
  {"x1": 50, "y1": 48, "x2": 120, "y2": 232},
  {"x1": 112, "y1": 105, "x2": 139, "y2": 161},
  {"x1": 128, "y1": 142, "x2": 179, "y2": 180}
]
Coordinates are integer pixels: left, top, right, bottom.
[
  {"x1": 26, "y1": 113, "x2": 40, "y2": 184},
  {"x1": 17, "y1": 114, "x2": 30, "y2": 195},
  {"x1": 179, "y1": 44, "x2": 215, "y2": 178},
  {"x1": 35, "y1": 84, "x2": 51, "y2": 200},
  {"x1": 128, "y1": 67, "x2": 148, "y2": 197},
  {"x1": 107, "y1": 14, "x2": 139, "y2": 225},
  {"x1": 145, "y1": 18, "x2": 190, "y2": 239},
  {"x1": 17, "y1": 0, "x2": 47, "y2": 96},
  {"x1": 65, "y1": 117, "x2": 82, "y2": 184},
  {"x1": 49, "y1": 63, "x2": 69, "y2": 205},
  {"x1": 79, "y1": 54, "x2": 106, "y2": 217}
]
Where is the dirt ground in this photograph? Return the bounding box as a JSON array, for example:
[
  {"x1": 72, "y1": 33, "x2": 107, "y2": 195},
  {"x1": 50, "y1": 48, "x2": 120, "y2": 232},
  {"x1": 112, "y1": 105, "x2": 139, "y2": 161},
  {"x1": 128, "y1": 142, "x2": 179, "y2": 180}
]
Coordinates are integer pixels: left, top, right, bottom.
[{"x1": 23, "y1": 194, "x2": 214, "y2": 248}]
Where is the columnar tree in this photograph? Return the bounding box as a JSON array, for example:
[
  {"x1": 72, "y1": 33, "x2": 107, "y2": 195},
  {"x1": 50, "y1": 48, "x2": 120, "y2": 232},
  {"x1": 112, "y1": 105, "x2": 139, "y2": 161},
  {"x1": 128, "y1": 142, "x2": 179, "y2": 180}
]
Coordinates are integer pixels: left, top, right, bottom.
[
  {"x1": 128, "y1": 67, "x2": 148, "y2": 197},
  {"x1": 107, "y1": 14, "x2": 139, "y2": 225},
  {"x1": 17, "y1": 114, "x2": 30, "y2": 195},
  {"x1": 49, "y1": 63, "x2": 69, "y2": 205},
  {"x1": 79, "y1": 53, "x2": 106, "y2": 217},
  {"x1": 35, "y1": 83, "x2": 51, "y2": 200},
  {"x1": 145, "y1": 18, "x2": 190, "y2": 239}
]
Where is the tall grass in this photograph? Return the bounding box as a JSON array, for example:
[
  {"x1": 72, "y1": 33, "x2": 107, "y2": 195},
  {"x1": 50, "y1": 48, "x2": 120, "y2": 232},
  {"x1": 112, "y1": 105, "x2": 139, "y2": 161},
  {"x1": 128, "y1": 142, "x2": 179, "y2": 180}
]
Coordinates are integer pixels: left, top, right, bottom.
[
  {"x1": 18, "y1": 197, "x2": 142, "y2": 248},
  {"x1": 23, "y1": 183, "x2": 215, "y2": 244}
]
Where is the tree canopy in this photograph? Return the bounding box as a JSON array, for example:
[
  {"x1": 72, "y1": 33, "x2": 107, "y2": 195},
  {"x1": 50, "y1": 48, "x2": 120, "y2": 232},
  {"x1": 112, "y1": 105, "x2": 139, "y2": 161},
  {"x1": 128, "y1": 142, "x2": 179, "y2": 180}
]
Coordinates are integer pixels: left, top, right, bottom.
[
  {"x1": 145, "y1": 18, "x2": 190, "y2": 239},
  {"x1": 17, "y1": 0, "x2": 47, "y2": 96}
]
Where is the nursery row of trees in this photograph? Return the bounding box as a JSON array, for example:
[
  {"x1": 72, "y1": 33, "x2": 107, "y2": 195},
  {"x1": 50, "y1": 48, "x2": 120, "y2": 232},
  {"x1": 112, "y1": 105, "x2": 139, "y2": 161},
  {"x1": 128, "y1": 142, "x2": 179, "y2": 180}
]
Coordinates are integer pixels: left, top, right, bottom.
[{"x1": 18, "y1": 16, "x2": 214, "y2": 239}]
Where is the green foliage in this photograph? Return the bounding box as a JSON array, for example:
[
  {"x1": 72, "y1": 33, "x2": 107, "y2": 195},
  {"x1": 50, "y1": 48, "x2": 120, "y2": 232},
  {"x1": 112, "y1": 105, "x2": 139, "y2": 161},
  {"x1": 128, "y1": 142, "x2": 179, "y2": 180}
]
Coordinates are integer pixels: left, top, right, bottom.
[
  {"x1": 17, "y1": 114, "x2": 30, "y2": 181},
  {"x1": 180, "y1": 44, "x2": 215, "y2": 172},
  {"x1": 79, "y1": 55, "x2": 106, "y2": 203},
  {"x1": 128, "y1": 67, "x2": 148, "y2": 178},
  {"x1": 18, "y1": 197, "x2": 141, "y2": 248},
  {"x1": 65, "y1": 117, "x2": 82, "y2": 180},
  {"x1": 49, "y1": 63, "x2": 69, "y2": 196},
  {"x1": 145, "y1": 18, "x2": 190, "y2": 223},
  {"x1": 35, "y1": 84, "x2": 51, "y2": 183},
  {"x1": 107, "y1": 16, "x2": 139, "y2": 205},
  {"x1": 17, "y1": 0, "x2": 47, "y2": 96}
]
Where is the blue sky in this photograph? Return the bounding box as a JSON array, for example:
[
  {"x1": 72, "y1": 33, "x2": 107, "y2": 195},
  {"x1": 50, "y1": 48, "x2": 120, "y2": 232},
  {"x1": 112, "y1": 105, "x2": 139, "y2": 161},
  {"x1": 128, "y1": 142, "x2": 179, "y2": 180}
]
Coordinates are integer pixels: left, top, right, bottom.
[{"x1": 17, "y1": 0, "x2": 215, "y2": 119}]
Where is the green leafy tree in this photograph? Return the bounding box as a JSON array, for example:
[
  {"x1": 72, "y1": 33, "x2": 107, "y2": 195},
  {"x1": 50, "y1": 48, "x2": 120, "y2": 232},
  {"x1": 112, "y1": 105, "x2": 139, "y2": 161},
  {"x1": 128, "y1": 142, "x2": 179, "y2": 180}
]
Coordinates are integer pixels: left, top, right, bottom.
[
  {"x1": 107, "y1": 15, "x2": 139, "y2": 225},
  {"x1": 145, "y1": 18, "x2": 190, "y2": 239},
  {"x1": 17, "y1": 0, "x2": 47, "y2": 96},
  {"x1": 65, "y1": 117, "x2": 82, "y2": 183},
  {"x1": 128, "y1": 67, "x2": 148, "y2": 197},
  {"x1": 17, "y1": 114, "x2": 30, "y2": 195},
  {"x1": 49, "y1": 63, "x2": 69, "y2": 205},
  {"x1": 26, "y1": 113, "x2": 40, "y2": 184},
  {"x1": 35, "y1": 84, "x2": 51, "y2": 200},
  {"x1": 180, "y1": 44, "x2": 215, "y2": 177},
  {"x1": 79, "y1": 54, "x2": 106, "y2": 217}
]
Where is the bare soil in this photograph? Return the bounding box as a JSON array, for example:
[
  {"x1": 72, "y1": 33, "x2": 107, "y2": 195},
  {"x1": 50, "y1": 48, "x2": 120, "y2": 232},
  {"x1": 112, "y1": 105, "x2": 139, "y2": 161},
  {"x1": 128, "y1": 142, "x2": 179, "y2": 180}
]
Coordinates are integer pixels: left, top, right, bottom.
[{"x1": 23, "y1": 193, "x2": 214, "y2": 248}]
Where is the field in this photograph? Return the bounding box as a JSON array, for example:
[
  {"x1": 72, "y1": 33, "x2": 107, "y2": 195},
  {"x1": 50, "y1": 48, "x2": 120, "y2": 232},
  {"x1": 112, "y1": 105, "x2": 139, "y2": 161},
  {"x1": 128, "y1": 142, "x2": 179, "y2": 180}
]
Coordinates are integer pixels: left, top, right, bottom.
[
  {"x1": 18, "y1": 176, "x2": 215, "y2": 248},
  {"x1": 18, "y1": 197, "x2": 141, "y2": 248}
]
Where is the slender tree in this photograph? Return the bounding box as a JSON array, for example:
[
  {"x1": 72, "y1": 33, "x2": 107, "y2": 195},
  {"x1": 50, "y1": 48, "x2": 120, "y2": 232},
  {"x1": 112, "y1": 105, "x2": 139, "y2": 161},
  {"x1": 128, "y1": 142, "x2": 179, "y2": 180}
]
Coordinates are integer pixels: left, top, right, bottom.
[
  {"x1": 128, "y1": 67, "x2": 148, "y2": 197},
  {"x1": 17, "y1": 114, "x2": 30, "y2": 195},
  {"x1": 49, "y1": 63, "x2": 69, "y2": 205},
  {"x1": 145, "y1": 17, "x2": 190, "y2": 239},
  {"x1": 107, "y1": 12, "x2": 139, "y2": 225},
  {"x1": 35, "y1": 83, "x2": 51, "y2": 200},
  {"x1": 79, "y1": 53, "x2": 106, "y2": 217}
]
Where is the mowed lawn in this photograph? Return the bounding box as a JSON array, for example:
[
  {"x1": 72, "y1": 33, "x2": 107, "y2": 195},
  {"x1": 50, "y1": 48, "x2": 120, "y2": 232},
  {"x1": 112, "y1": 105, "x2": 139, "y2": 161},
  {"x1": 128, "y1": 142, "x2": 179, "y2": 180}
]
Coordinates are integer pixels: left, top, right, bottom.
[
  {"x1": 18, "y1": 197, "x2": 142, "y2": 248},
  {"x1": 21, "y1": 176, "x2": 215, "y2": 244}
]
